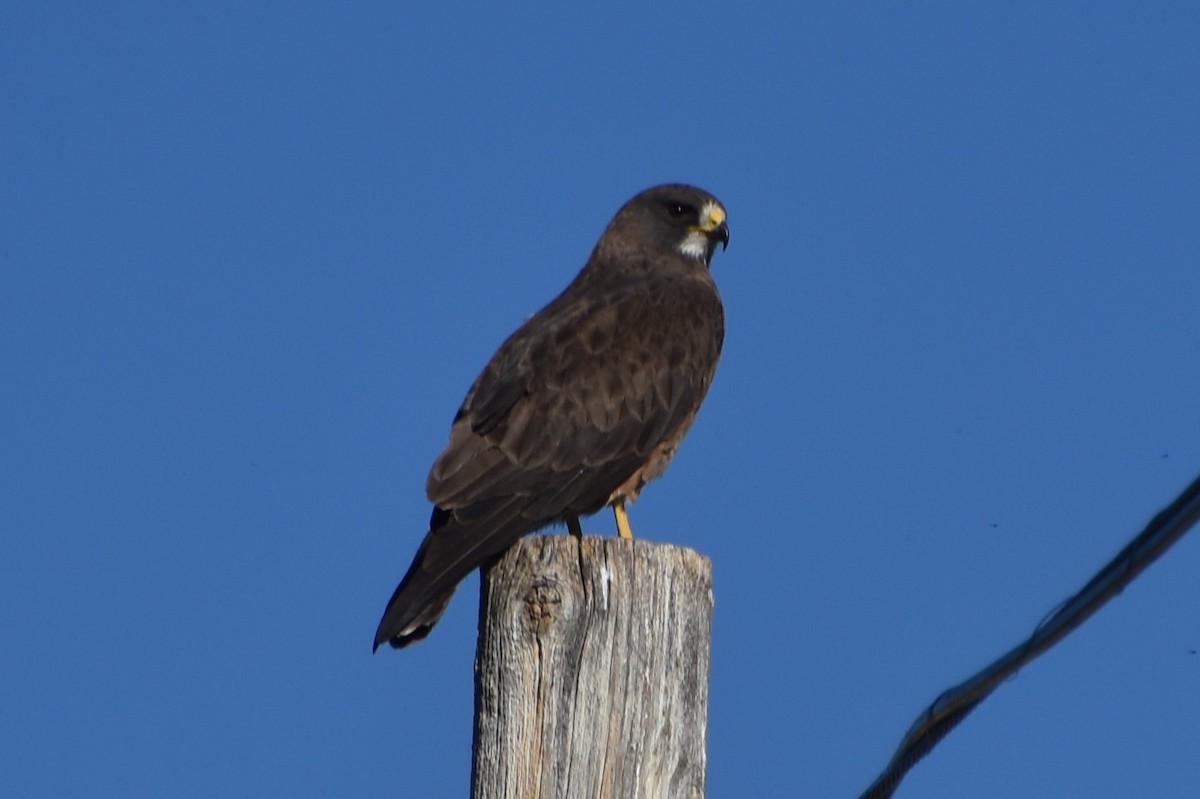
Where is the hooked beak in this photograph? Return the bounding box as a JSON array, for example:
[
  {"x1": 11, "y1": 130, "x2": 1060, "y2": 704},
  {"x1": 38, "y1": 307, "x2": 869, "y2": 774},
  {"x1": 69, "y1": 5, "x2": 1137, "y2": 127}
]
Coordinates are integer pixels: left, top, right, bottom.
[{"x1": 708, "y1": 221, "x2": 730, "y2": 250}]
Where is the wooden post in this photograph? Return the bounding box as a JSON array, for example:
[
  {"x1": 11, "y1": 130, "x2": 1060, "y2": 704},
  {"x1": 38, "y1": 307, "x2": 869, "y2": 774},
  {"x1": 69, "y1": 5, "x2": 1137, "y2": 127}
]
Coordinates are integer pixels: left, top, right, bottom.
[{"x1": 471, "y1": 535, "x2": 714, "y2": 799}]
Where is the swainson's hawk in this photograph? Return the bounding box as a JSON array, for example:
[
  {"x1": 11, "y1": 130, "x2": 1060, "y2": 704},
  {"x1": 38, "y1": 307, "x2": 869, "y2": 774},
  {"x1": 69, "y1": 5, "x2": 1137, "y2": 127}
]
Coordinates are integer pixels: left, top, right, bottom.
[{"x1": 374, "y1": 184, "x2": 729, "y2": 650}]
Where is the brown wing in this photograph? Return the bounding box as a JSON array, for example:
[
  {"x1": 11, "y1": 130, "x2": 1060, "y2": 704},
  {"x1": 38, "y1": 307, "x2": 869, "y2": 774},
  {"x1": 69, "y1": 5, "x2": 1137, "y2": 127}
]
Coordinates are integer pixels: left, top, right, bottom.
[{"x1": 373, "y1": 272, "x2": 723, "y2": 649}]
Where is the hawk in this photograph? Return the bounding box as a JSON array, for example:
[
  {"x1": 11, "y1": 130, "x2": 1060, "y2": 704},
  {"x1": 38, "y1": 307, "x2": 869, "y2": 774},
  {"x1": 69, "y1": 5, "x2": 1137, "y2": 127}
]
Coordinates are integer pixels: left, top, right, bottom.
[{"x1": 374, "y1": 184, "x2": 729, "y2": 650}]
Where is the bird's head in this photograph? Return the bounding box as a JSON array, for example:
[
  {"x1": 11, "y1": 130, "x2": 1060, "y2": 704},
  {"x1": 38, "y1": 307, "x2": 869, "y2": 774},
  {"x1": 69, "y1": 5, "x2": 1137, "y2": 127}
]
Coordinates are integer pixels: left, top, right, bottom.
[{"x1": 607, "y1": 184, "x2": 730, "y2": 268}]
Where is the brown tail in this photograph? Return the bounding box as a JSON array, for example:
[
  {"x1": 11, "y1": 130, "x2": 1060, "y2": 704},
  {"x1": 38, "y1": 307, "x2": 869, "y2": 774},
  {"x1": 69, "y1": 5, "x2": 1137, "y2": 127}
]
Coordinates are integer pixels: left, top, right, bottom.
[
  {"x1": 372, "y1": 564, "x2": 455, "y2": 650},
  {"x1": 372, "y1": 501, "x2": 536, "y2": 651}
]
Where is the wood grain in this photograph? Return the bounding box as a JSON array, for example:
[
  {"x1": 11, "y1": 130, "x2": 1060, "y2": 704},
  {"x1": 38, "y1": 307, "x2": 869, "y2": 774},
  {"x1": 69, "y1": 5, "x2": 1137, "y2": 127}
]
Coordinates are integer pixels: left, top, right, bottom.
[{"x1": 472, "y1": 535, "x2": 713, "y2": 799}]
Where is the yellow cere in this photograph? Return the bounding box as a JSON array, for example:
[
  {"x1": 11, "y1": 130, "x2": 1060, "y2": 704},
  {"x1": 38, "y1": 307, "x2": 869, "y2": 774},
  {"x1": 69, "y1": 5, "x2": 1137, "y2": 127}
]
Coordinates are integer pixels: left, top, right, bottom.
[{"x1": 703, "y1": 203, "x2": 726, "y2": 229}]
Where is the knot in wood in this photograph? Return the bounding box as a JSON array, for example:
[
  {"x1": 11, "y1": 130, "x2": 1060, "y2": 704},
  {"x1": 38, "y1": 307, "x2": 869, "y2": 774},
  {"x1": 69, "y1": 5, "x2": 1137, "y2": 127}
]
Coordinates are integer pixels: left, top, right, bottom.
[{"x1": 522, "y1": 580, "x2": 563, "y2": 633}]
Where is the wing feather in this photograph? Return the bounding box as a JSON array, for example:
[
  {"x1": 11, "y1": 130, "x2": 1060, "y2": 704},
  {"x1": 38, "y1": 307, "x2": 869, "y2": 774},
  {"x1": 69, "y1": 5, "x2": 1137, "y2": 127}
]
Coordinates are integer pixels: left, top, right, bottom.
[
  {"x1": 376, "y1": 269, "x2": 723, "y2": 649},
  {"x1": 432, "y1": 276, "x2": 719, "y2": 503}
]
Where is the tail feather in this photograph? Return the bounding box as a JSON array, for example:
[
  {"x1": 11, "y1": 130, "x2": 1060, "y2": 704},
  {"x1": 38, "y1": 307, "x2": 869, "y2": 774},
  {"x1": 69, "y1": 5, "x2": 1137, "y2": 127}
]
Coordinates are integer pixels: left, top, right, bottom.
[
  {"x1": 372, "y1": 578, "x2": 454, "y2": 651},
  {"x1": 373, "y1": 500, "x2": 536, "y2": 651}
]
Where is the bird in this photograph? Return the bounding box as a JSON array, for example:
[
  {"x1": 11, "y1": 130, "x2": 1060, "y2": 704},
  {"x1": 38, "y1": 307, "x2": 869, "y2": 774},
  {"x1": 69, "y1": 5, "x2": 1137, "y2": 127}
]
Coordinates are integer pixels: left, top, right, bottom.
[{"x1": 374, "y1": 183, "x2": 729, "y2": 651}]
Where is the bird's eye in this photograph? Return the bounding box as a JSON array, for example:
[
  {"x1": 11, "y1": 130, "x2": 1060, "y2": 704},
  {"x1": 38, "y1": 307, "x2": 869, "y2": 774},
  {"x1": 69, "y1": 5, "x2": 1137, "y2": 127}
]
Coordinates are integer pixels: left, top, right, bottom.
[{"x1": 665, "y1": 202, "x2": 691, "y2": 218}]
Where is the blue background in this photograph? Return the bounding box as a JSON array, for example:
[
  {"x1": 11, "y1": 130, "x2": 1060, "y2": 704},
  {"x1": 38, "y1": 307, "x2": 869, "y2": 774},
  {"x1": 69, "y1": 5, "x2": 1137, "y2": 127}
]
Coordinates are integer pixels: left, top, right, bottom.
[{"x1": 3, "y1": 3, "x2": 1198, "y2": 797}]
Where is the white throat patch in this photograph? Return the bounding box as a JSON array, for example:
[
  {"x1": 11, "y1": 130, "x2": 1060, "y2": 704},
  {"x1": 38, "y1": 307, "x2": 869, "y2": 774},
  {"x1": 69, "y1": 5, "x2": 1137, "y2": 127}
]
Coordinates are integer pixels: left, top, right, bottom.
[
  {"x1": 676, "y1": 200, "x2": 725, "y2": 260},
  {"x1": 678, "y1": 230, "x2": 710, "y2": 260}
]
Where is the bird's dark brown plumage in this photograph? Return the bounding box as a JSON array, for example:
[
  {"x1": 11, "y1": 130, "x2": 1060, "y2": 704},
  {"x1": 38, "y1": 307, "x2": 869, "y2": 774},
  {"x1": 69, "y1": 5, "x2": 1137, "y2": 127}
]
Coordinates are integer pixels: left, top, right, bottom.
[{"x1": 374, "y1": 184, "x2": 729, "y2": 650}]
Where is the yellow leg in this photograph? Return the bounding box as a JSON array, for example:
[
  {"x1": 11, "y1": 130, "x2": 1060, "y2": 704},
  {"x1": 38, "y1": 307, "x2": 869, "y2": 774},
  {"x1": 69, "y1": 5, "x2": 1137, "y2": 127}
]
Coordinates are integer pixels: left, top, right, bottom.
[
  {"x1": 567, "y1": 517, "x2": 582, "y2": 538},
  {"x1": 613, "y1": 500, "x2": 634, "y2": 540}
]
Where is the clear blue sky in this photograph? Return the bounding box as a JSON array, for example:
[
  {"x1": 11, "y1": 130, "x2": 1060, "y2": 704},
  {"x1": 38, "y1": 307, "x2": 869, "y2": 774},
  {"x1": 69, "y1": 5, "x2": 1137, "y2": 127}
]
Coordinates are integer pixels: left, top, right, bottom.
[{"x1": 3, "y1": 3, "x2": 1199, "y2": 797}]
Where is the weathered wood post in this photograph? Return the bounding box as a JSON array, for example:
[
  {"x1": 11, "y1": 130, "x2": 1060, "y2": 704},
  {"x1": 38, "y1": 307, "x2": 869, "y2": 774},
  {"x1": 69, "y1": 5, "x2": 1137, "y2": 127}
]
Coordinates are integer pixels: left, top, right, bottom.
[{"x1": 471, "y1": 535, "x2": 714, "y2": 799}]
